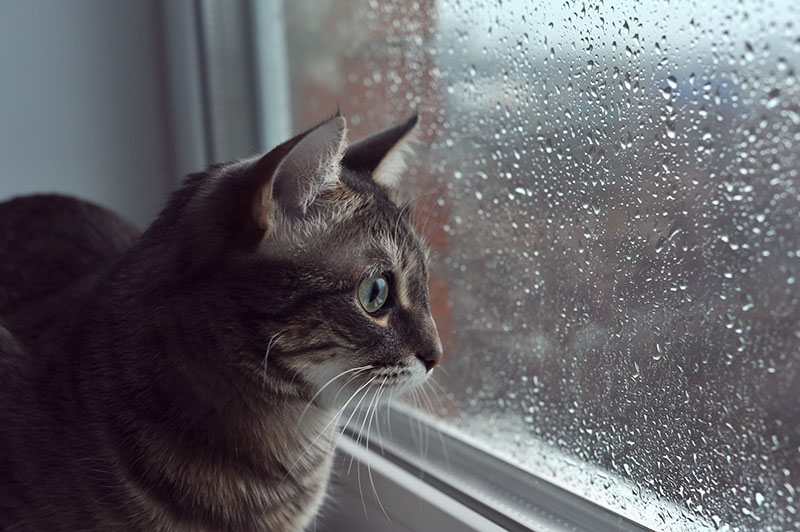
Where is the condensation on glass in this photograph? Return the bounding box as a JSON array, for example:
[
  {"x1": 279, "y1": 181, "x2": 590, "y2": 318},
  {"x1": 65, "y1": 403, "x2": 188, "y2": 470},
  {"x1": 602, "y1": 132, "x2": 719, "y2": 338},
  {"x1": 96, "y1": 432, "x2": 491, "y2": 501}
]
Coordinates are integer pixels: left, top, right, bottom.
[{"x1": 283, "y1": 1, "x2": 800, "y2": 530}]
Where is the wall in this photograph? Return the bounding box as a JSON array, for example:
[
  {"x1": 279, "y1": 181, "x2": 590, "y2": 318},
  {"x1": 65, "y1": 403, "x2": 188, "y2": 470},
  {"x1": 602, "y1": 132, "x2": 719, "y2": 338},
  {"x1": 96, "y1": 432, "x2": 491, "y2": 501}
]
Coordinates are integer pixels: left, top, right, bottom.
[{"x1": 0, "y1": 0, "x2": 173, "y2": 228}]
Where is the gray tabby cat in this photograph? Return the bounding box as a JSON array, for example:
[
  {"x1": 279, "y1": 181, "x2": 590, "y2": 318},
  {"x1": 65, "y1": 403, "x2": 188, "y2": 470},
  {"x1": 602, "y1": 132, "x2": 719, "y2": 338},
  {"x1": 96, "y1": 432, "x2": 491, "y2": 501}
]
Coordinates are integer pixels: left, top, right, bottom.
[{"x1": 0, "y1": 113, "x2": 442, "y2": 531}]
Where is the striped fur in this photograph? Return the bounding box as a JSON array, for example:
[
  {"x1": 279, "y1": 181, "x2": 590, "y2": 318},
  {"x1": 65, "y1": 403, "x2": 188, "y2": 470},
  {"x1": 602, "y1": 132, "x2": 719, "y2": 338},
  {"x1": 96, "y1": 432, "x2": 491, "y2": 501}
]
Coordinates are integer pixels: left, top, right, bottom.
[{"x1": 0, "y1": 114, "x2": 441, "y2": 531}]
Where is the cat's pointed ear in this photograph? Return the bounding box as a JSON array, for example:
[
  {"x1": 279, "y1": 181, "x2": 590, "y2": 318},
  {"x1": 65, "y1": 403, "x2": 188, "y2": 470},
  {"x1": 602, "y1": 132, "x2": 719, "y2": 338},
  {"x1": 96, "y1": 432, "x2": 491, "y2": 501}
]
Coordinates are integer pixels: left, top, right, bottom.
[
  {"x1": 252, "y1": 114, "x2": 348, "y2": 229},
  {"x1": 342, "y1": 114, "x2": 419, "y2": 190}
]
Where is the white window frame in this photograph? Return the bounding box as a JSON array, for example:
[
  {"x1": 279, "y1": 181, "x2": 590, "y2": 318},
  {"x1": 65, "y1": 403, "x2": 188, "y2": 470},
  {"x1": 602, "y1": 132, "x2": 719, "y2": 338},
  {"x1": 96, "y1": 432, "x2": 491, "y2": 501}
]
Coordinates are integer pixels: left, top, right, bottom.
[{"x1": 327, "y1": 408, "x2": 659, "y2": 532}]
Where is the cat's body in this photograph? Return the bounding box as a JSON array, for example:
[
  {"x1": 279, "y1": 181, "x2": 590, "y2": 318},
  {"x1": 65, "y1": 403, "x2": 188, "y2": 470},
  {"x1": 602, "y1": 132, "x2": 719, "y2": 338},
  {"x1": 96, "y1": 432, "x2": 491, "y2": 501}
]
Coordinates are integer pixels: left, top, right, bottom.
[
  {"x1": 0, "y1": 196, "x2": 336, "y2": 531},
  {"x1": 0, "y1": 114, "x2": 441, "y2": 531}
]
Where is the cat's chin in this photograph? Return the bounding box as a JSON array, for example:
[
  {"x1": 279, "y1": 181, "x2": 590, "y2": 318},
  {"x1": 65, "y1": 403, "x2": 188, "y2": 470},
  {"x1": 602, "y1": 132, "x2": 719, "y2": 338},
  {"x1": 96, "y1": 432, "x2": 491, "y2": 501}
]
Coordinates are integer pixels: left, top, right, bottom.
[
  {"x1": 302, "y1": 359, "x2": 431, "y2": 411},
  {"x1": 366, "y1": 362, "x2": 431, "y2": 391}
]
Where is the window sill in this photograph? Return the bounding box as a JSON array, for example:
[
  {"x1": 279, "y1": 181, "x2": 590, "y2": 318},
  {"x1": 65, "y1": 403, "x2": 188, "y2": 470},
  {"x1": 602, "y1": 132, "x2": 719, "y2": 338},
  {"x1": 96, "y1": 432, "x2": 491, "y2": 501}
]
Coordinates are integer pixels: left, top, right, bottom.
[
  {"x1": 321, "y1": 408, "x2": 669, "y2": 532},
  {"x1": 324, "y1": 436, "x2": 508, "y2": 532}
]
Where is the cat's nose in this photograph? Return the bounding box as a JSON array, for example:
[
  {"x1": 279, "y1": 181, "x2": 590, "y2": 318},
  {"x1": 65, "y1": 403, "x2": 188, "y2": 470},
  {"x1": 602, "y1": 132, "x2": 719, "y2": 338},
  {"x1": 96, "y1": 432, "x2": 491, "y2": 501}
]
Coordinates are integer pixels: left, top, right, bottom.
[
  {"x1": 416, "y1": 348, "x2": 441, "y2": 372},
  {"x1": 416, "y1": 315, "x2": 443, "y2": 372}
]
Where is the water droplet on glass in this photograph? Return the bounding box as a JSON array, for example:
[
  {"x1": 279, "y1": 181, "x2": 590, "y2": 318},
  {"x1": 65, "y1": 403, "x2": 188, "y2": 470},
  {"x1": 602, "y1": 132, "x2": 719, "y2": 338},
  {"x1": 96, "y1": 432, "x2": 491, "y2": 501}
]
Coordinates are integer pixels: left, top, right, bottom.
[
  {"x1": 744, "y1": 41, "x2": 755, "y2": 62},
  {"x1": 667, "y1": 76, "x2": 678, "y2": 89},
  {"x1": 765, "y1": 88, "x2": 780, "y2": 109}
]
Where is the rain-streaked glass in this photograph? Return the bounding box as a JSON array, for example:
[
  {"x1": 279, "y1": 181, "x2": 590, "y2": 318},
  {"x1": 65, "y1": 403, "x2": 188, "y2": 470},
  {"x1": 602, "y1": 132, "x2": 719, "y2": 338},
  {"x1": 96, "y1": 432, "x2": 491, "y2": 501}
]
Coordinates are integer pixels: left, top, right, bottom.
[{"x1": 280, "y1": 1, "x2": 800, "y2": 530}]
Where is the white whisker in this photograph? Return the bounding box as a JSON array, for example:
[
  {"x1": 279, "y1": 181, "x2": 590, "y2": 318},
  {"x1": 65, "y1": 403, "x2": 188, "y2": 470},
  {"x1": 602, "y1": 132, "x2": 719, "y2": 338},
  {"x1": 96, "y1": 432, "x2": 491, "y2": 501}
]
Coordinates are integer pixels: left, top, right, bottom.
[
  {"x1": 337, "y1": 378, "x2": 379, "y2": 521},
  {"x1": 411, "y1": 389, "x2": 430, "y2": 463},
  {"x1": 334, "y1": 376, "x2": 377, "y2": 473},
  {"x1": 356, "y1": 386, "x2": 381, "y2": 521},
  {"x1": 373, "y1": 385, "x2": 387, "y2": 455},
  {"x1": 367, "y1": 378, "x2": 391, "y2": 523},
  {"x1": 421, "y1": 390, "x2": 431, "y2": 462},
  {"x1": 284, "y1": 361, "x2": 312, "y2": 410},
  {"x1": 386, "y1": 386, "x2": 395, "y2": 440},
  {"x1": 261, "y1": 332, "x2": 283, "y2": 389},
  {"x1": 279, "y1": 375, "x2": 376, "y2": 489},
  {"x1": 349, "y1": 380, "x2": 382, "y2": 475},
  {"x1": 332, "y1": 370, "x2": 370, "y2": 405},
  {"x1": 298, "y1": 365, "x2": 373, "y2": 424},
  {"x1": 420, "y1": 383, "x2": 450, "y2": 468}
]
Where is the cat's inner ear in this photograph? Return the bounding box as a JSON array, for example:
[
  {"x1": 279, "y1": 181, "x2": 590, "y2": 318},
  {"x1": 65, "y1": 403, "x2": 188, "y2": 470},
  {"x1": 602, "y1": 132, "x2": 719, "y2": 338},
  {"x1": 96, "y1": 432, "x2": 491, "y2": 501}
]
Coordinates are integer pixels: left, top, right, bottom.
[
  {"x1": 253, "y1": 115, "x2": 348, "y2": 229},
  {"x1": 342, "y1": 114, "x2": 419, "y2": 191}
]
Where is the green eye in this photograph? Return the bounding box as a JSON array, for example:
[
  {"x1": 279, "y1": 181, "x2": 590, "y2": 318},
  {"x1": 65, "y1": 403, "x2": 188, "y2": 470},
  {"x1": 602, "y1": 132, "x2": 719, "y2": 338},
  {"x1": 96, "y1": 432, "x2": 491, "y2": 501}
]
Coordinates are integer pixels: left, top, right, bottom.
[{"x1": 358, "y1": 274, "x2": 389, "y2": 313}]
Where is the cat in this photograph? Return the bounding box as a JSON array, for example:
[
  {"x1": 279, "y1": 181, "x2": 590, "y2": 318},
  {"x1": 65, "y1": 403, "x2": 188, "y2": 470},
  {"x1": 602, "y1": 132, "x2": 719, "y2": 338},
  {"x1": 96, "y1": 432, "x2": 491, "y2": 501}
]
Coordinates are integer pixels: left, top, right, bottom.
[{"x1": 0, "y1": 112, "x2": 442, "y2": 532}]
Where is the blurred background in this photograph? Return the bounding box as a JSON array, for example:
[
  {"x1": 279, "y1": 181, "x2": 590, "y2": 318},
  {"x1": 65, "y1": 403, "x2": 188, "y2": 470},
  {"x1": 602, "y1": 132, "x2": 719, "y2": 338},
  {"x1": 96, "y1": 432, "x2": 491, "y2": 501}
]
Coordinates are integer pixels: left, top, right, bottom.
[
  {"x1": 1, "y1": 0, "x2": 174, "y2": 227},
  {"x1": 2, "y1": 1, "x2": 800, "y2": 531},
  {"x1": 0, "y1": 0, "x2": 278, "y2": 227}
]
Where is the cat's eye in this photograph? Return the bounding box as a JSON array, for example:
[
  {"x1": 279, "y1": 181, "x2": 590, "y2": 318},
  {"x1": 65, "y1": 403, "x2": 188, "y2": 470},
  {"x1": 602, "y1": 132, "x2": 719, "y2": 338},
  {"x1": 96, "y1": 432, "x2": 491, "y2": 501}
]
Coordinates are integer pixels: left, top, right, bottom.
[{"x1": 358, "y1": 274, "x2": 389, "y2": 314}]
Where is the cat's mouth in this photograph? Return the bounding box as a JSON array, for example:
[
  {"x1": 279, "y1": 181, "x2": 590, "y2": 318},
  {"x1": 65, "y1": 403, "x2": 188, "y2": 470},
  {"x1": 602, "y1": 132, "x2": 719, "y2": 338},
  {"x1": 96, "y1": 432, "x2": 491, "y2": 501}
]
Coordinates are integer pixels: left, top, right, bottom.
[
  {"x1": 362, "y1": 362, "x2": 429, "y2": 391},
  {"x1": 301, "y1": 359, "x2": 430, "y2": 410},
  {"x1": 369, "y1": 367, "x2": 411, "y2": 380}
]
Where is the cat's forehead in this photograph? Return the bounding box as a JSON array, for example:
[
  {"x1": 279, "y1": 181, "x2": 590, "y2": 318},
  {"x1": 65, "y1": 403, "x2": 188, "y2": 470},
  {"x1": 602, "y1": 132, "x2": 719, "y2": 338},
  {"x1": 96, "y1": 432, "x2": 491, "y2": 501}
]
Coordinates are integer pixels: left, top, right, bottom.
[
  {"x1": 312, "y1": 186, "x2": 427, "y2": 276},
  {"x1": 347, "y1": 186, "x2": 425, "y2": 258}
]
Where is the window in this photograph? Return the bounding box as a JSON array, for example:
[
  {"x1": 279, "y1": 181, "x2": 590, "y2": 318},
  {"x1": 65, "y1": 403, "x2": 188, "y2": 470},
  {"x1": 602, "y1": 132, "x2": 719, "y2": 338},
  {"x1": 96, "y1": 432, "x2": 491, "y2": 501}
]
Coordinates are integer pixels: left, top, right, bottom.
[{"x1": 252, "y1": 0, "x2": 800, "y2": 530}]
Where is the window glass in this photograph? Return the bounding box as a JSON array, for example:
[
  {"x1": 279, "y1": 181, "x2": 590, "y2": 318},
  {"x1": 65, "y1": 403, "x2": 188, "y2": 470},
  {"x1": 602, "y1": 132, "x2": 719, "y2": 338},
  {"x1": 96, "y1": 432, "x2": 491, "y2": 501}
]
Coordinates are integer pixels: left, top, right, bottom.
[{"x1": 282, "y1": 1, "x2": 800, "y2": 530}]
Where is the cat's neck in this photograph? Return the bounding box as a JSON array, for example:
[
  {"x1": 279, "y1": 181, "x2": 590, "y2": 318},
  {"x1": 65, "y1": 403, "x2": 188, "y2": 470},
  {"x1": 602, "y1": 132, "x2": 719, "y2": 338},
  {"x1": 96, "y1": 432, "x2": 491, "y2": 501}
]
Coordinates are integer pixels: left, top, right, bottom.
[
  {"x1": 119, "y1": 396, "x2": 338, "y2": 528},
  {"x1": 76, "y1": 295, "x2": 340, "y2": 529}
]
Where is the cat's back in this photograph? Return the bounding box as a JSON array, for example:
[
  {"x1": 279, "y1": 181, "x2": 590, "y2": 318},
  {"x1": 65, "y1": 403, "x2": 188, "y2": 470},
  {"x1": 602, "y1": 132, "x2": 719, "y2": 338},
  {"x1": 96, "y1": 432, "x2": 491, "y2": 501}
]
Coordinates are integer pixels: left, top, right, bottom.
[
  {"x1": 0, "y1": 194, "x2": 141, "y2": 321},
  {"x1": 0, "y1": 195, "x2": 141, "y2": 530}
]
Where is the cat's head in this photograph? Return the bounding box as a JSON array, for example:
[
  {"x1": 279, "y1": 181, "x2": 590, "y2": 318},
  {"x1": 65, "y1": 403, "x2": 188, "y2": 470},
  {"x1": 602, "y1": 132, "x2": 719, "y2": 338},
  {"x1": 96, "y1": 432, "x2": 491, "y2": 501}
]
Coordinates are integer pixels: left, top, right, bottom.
[{"x1": 156, "y1": 113, "x2": 442, "y2": 410}]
